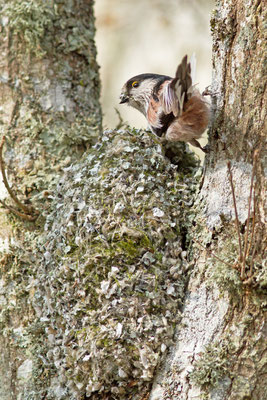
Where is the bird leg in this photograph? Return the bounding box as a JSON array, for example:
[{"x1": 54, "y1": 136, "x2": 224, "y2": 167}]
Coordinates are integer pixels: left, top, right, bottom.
[{"x1": 189, "y1": 138, "x2": 209, "y2": 153}]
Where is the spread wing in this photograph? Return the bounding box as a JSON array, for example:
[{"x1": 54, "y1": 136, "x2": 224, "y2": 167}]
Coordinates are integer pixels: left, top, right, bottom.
[{"x1": 160, "y1": 55, "x2": 194, "y2": 117}]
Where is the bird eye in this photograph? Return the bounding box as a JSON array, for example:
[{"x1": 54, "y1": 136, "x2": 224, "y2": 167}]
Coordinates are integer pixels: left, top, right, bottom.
[{"x1": 132, "y1": 81, "x2": 139, "y2": 88}]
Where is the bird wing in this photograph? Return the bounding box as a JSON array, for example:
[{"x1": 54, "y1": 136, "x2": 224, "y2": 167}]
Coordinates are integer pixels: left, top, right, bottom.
[{"x1": 160, "y1": 55, "x2": 193, "y2": 118}]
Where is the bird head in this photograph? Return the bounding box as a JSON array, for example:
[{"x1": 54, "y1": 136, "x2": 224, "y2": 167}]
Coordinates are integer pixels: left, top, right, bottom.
[{"x1": 120, "y1": 73, "x2": 171, "y2": 115}]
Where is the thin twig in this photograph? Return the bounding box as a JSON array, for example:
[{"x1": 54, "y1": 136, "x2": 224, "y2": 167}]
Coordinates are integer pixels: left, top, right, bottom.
[
  {"x1": 115, "y1": 108, "x2": 126, "y2": 130},
  {"x1": 0, "y1": 199, "x2": 37, "y2": 221},
  {"x1": 250, "y1": 222, "x2": 262, "y2": 276},
  {"x1": 248, "y1": 189, "x2": 257, "y2": 276},
  {"x1": 242, "y1": 150, "x2": 259, "y2": 276},
  {"x1": 227, "y1": 161, "x2": 243, "y2": 271},
  {"x1": 0, "y1": 135, "x2": 38, "y2": 218},
  {"x1": 194, "y1": 239, "x2": 234, "y2": 269},
  {"x1": 0, "y1": 136, "x2": 32, "y2": 213},
  {"x1": 242, "y1": 275, "x2": 255, "y2": 286}
]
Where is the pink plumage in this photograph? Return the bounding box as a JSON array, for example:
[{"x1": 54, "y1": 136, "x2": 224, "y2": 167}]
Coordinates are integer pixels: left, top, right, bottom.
[{"x1": 120, "y1": 55, "x2": 210, "y2": 152}]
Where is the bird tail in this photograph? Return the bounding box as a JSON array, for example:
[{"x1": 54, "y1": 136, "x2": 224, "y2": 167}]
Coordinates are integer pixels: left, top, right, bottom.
[{"x1": 160, "y1": 55, "x2": 194, "y2": 117}]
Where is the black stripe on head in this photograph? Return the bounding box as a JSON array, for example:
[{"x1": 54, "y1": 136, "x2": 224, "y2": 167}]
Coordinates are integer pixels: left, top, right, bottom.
[{"x1": 126, "y1": 73, "x2": 171, "y2": 94}]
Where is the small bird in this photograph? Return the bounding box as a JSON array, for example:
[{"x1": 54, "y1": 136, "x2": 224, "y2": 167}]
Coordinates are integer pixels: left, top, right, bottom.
[{"x1": 120, "y1": 55, "x2": 210, "y2": 152}]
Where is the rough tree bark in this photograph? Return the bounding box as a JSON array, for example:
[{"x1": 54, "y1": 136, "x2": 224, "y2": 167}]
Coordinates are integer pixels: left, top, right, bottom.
[
  {"x1": 0, "y1": 1, "x2": 101, "y2": 398},
  {"x1": 150, "y1": 0, "x2": 266, "y2": 399},
  {"x1": 0, "y1": 1, "x2": 265, "y2": 400}
]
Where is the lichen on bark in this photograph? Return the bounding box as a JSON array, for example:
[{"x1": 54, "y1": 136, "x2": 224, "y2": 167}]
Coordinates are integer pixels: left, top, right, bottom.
[
  {"x1": 0, "y1": 1, "x2": 103, "y2": 398},
  {"x1": 149, "y1": 1, "x2": 266, "y2": 399}
]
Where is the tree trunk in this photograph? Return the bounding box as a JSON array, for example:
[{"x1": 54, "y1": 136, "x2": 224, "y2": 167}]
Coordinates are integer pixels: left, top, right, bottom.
[
  {"x1": 0, "y1": 1, "x2": 101, "y2": 399},
  {"x1": 149, "y1": 0, "x2": 266, "y2": 399}
]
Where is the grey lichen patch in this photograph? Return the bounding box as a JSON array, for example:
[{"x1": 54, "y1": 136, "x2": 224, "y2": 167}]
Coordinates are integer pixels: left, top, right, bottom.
[
  {"x1": 196, "y1": 215, "x2": 266, "y2": 298},
  {"x1": 201, "y1": 225, "x2": 244, "y2": 298},
  {"x1": 3, "y1": 0, "x2": 56, "y2": 58},
  {"x1": 2, "y1": 104, "x2": 101, "y2": 215},
  {"x1": 191, "y1": 216, "x2": 265, "y2": 301},
  {"x1": 3, "y1": 0, "x2": 99, "y2": 62},
  {"x1": 29, "y1": 128, "x2": 199, "y2": 399},
  {"x1": 52, "y1": 115, "x2": 100, "y2": 147},
  {"x1": 0, "y1": 213, "x2": 11, "y2": 252},
  {"x1": 188, "y1": 306, "x2": 267, "y2": 400},
  {"x1": 1, "y1": 0, "x2": 102, "y2": 125},
  {"x1": 208, "y1": 261, "x2": 243, "y2": 299},
  {"x1": 190, "y1": 340, "x2": 233, "y2": 390}
]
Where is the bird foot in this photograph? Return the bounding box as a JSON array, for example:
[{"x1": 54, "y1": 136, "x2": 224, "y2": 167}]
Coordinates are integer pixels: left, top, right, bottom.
[{"x1": 202, "y1": 86, "x2": 218, "y2": 97}]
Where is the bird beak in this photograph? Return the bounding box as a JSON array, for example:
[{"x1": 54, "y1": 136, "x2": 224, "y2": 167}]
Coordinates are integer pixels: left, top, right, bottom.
[{"x1": 119, "y1": 93, "x2": 129, "y2": 104}]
